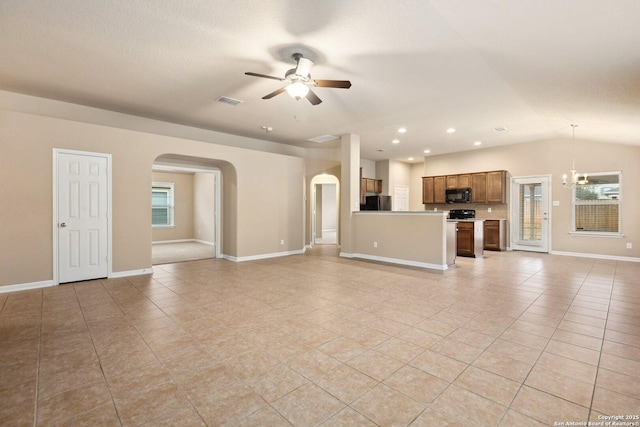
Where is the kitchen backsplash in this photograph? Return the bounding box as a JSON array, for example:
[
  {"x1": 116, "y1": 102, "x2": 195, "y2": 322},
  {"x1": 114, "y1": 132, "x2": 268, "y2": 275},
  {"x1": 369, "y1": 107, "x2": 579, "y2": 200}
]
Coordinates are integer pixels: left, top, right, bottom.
[{"x1": 425, "y1": 203, "x2": 508, "y2": 219}]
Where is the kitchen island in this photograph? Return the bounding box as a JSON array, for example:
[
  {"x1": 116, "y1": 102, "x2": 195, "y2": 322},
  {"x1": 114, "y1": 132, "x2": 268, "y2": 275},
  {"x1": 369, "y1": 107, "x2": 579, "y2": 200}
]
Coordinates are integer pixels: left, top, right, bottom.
[{"x1": 342, "y1": 211, "x2": 455, "y2": 270}]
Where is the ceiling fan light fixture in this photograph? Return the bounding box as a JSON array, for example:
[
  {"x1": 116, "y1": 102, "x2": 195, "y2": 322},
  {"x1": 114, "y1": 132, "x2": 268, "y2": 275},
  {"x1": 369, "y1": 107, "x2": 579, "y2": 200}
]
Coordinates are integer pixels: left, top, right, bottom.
[{"x1": 286, "y1": 82, "x2": 309, "y2": 100}]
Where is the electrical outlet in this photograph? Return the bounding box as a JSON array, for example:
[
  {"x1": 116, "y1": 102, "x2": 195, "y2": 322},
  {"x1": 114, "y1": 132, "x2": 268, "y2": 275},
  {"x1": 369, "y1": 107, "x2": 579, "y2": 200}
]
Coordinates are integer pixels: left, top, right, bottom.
[
  {"x1": 488, "y1": 207, "x2": 492, "y2": 213},
  {"x1": 627, "y1": 243, "x2": 633, "y2": 249},
  {"x1": 373, "y1": 241, "x2": 378, "y2": 248},
  {"x1": 280, "y1": 239, "x2": 284, "y2": 245}
]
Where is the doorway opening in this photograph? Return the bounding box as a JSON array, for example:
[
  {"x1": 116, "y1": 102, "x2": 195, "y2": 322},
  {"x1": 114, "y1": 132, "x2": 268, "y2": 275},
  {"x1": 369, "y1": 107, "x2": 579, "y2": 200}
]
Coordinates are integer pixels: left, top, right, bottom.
[
  {"x1": 310, "y1": 174, "x2": 340, "y2": 246},
  {"x1": 151, "y1": 160, "x2": 222, "y2": 265}
]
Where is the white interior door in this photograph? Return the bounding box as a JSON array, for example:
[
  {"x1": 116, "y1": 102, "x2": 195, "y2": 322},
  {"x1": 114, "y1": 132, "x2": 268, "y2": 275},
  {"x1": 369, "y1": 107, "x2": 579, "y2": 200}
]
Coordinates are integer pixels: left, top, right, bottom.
[
  {"x1": 393, "y1": 185, "x2": 409, "y2": 211},
  {"x1": 511, "y1": 175, "x2": 551, "y2": 252},
  {"x1": 56, "y1": 151, "x2": 109, "y2": 283}
]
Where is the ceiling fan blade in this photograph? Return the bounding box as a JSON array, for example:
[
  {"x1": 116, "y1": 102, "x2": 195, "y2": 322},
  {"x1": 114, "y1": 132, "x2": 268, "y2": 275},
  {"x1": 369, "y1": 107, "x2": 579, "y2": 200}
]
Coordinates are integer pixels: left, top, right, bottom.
[
  {"x1": 245, "y1": 72, "x2": 285, "y2": 81},
  {"x1": 314, "y1": 79, "x2": 352, "y2": 89},
  {"x1": 262, "y1": 87, "x2": 286, "y2": 99},
  {"x1": 306, "y1": 89, "x2": 322, "y2": 105}
]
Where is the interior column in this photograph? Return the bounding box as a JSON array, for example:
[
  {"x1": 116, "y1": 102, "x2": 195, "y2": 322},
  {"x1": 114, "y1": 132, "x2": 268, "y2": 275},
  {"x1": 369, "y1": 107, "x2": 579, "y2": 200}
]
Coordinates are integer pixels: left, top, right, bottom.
[{"x1": 339, "y1": 133, "x2": 360, "y2": 256}]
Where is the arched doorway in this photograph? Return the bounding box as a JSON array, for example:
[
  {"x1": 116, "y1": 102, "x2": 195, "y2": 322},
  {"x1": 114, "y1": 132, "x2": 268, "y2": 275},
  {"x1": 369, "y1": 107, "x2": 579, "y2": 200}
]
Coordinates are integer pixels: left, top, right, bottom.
[
  {"x1": 151, "y1": 154, "x2": 236, "y2": 264},
  {"x1": 310, "y1": 174, "x2": 340, "y2": 246}
]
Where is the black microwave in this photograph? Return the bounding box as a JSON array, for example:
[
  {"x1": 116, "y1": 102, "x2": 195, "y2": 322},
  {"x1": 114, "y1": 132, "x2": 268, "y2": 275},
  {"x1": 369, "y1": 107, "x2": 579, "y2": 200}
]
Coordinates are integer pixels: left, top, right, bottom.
[{"x1": 445, "y1": 187, "x2": 472, "y2": 203}]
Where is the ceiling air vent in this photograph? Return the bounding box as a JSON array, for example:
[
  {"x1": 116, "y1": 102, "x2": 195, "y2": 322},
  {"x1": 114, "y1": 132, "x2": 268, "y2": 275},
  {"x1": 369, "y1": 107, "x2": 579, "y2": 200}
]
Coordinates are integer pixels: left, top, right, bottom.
[
  {"x1": 216, "y1": 96, "x2": 243, "y2": 106},
  {"x1": 493, "y1": 126, "x2": 508, "y2": 132},
  {"x1": 307, "y1": 134, "x2": 338, "y2": 143}
]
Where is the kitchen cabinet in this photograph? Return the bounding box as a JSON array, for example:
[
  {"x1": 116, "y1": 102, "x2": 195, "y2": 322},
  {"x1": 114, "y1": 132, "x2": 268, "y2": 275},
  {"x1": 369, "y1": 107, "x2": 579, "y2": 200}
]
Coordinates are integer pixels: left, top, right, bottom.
[
  {"x1": 422, "y1": 177, "x2": 434, "y2": 204},
  {"x1": 455, "y1": 221, "x2": 484, "y2": 258},
  {"x1": 434, "y1": 176, "x2": 446, "y2": 203},
  {"x1": 374, "y1": 179, "x2": 382, "y2": 193},
  {"x1": 471, "y1": 173, "x2": 487, "y2": 203},
  {"x1": 458, "y1": 174, "x2": 471, "y2": 188},
  {"x1": 483, "y1": 220, "x2": 507, "y2": 251},
  {"x1": 422, "y1": 170, "x2": 507, "y2": 204},
  {"x1": 486, "y1": 171, "x2": 506, "y2": 203},
  {"x1": 364, "y1": 178, "x2": 382, "y2": 194},
  {"x1": 446, "y1": 175, "x2": 458, "y2": 189}
]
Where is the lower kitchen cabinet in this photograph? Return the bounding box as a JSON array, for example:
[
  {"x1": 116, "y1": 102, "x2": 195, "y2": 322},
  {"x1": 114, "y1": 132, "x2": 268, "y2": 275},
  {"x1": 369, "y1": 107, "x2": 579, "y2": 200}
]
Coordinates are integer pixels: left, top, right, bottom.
[
  {"x1": 483, "y1": 219, "x2": 507, "y2": 251},
  {"x1": 456, "y1": 221, "x2": 484, "y2": 258}
]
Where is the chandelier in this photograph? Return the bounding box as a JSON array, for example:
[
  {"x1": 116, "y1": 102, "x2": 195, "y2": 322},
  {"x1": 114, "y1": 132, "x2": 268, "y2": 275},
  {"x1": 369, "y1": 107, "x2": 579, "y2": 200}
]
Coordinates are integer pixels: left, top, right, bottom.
[{"x1": 562, "y1": 124, "x2": 588, "y2": 189}]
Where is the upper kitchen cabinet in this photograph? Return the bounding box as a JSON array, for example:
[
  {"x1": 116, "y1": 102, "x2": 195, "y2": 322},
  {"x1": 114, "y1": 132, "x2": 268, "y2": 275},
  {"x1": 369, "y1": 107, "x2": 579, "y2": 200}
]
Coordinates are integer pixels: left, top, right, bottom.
[
  {"x1": 471, "y1": 173, "x2": 487, "y2": 203},
  {"x1": 422, "y1": 170, "x2": 508, "y2": 204},
  {"x1": 486, "y1": 170, "x2": 507, "y2": 203},
  {"x1": 458, "y1": 174, "x2": 471, "y2": 189},
  {"x1": 434, "y1": 176, "x2": 446, "y2": 203},
  {"x1": 422, "y1": 177, "x2": 434, "y2": 204}
]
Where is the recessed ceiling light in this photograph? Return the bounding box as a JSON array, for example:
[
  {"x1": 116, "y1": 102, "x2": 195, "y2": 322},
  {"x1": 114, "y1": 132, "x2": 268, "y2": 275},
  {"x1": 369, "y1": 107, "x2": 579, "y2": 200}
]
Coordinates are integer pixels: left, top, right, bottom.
[
  {"x1": 473, "y1": 141, "x2": 482, "y2": 146},
  {"x1": 446, "y1": 128, "x2": 456, "y2": 133},
  {"x1": 398, "y1": 127, "x2": 407, "y2": 133},
  {"x1": 493, "y1": 127, "x2": 508, "y2": 132},
  {"x1": 408, "y1": 157, "x2": 414, "y2": 161},
  {"x1": 423, "y1": 149, "x2": 431, "y2": 154},
  {"x1": 392, "y1": 139, "x2": 400, "y2": 144}
]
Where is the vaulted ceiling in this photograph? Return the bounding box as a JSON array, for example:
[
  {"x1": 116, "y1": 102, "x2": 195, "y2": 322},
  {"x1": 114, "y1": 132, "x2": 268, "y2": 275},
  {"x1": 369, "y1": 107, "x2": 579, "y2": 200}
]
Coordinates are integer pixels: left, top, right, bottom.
[{"x1": 2, "y1": 0, "x2": 640, "y2": 161}]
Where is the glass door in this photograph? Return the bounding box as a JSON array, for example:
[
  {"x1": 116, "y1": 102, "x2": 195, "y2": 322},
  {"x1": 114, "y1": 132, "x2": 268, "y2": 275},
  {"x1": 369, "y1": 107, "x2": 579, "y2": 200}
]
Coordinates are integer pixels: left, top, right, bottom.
[{"x1": 511, "y1": 176, "x2": 550, "y2": 252}]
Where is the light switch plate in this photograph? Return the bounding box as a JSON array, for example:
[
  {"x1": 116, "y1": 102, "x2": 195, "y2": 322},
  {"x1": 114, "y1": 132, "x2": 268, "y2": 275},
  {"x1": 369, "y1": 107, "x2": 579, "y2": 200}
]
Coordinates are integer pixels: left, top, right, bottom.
[{"x1": 553, "y1": 201, "x2": 560, "y2": 206}]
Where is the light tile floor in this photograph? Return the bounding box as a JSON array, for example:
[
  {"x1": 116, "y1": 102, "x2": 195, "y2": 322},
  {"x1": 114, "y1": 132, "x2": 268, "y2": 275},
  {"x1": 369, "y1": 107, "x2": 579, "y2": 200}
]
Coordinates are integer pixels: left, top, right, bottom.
[{"x1": 1, "y1": 247, "x2": 639, "y2": 426}]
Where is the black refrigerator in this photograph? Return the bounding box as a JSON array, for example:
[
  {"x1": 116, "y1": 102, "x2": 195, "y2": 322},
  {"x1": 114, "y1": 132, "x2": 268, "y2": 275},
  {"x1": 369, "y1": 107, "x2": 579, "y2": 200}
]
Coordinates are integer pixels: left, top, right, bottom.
[{"x1": 362, "y1": 195, "x2": 392, "y2": 211}]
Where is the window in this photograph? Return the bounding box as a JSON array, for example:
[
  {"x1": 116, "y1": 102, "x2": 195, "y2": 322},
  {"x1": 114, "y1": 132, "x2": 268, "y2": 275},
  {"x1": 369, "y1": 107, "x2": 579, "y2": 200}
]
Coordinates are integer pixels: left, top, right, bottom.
[
  {"x1": 152, "y1": 182, "x2": 174, "y2": 228},
  {"x1": 572, "y1": 171, "x2": 621, "y2": 236}
]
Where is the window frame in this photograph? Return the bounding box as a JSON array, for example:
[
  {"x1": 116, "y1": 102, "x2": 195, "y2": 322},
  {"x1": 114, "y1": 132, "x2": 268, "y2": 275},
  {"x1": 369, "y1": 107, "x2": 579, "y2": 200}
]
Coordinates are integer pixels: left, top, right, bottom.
[
  {"x1": 570, "y1": 170, "x2": 622, "y2": 238},
  {"x1": 151, "y1": 182, "x2": 175, "y2": 228}
]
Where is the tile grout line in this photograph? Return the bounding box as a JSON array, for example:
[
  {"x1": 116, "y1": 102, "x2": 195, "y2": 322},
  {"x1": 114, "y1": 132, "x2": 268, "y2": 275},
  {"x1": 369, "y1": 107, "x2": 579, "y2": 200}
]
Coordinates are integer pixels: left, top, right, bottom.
[
  {"x1": 32, "y1": 290, "x2": 44, "y2": 427},
  {"x1": 585, "y1": 263, "x2": 616, "y2": 421},
  {"x1": 73, "y1": 282, "x2": 124, "y2": 427}
]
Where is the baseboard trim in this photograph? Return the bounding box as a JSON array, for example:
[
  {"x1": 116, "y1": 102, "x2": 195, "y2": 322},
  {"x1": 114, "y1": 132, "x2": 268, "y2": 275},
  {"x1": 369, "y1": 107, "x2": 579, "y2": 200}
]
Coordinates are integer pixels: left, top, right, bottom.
[
  {"x1": 550, "y1": 251, "x2": 640, "y2": 263},
  {"x1": 0, "y1": 280, "x2": 56, "y2": 293},
  {"x1": 110, "y1": 268, "x2": 155, "y2": 278},
  {"x1": 152, "y1": 239, "x2": 195, "y2": 244},
  {"x1": 194, "y1": 239, "x2": 215, "y2": 246},
  {"x1": 340, "y1": 252, "x2": 448, "y2": 271},
  {"x1": 222, "y1": 249, "x2": 305, "y2": 262}
]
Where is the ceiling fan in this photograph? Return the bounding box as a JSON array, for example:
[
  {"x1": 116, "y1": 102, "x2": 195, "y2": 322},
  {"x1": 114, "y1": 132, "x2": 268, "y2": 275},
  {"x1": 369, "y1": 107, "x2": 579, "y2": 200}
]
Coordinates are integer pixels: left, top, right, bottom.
[{"x1": 245, "y1": 53, "x2": 351, "y2": 105}]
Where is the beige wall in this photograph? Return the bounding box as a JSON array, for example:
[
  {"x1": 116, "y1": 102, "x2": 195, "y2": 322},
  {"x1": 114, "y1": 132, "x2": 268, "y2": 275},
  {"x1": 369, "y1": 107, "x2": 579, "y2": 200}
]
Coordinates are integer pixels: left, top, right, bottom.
[
  {"x1": 151, "y1": 171, "x2": 194, "y2": 242},
  {"x1": 410, "y1": 162, "x2": 425, "y2": 211},
  {"x1": 0, "y1": 106, "x2": 304, "y2": 287},
  {"x1": 193, "y1": 172, "x2": 216, "y2": 244},
  {"x1": 353, "y1": 212, "x2": 448, "y2": 268},
  {"x1": 417, "y1": 139, "x2": 640, "y2": 258}
]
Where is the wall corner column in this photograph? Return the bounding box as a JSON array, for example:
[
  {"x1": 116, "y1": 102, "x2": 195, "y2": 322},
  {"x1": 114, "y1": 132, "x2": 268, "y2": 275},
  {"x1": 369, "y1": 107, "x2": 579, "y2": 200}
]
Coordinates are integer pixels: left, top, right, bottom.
[{"x1": 339, "y1": 134, "x2": 360, "y2": 255}]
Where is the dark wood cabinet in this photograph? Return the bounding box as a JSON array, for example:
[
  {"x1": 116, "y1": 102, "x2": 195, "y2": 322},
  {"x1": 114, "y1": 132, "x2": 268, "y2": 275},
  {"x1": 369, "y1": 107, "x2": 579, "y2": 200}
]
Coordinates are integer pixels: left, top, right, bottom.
[
  {"x1": 471, "y1": 173, "x2": 487, "y2": 203},
  {"x1": 455, "y1": 221, "x2": 484, "y2": 257},
  {"x1": 456, "y1": 222, "x2": 475, "y2": 257},
  {"x1": 421, "y1": 170, "x2": 507, "y2": 205},
  {"x1": 422, "y1": 177, "x2": 434, "y2": 204},
  {"x1": 446, "y1": 175, "x2": 458, "y2": 189},
  {"x1": 434, "y1": 176, "x2": 446, "y2": 203},
  {"x1": 484, "y1": 220, "x2": 507, "y2": 251},
  {"x1": 458, "y1": 174, "x2": 471, "y2": 188},
  {"x1": 486, "y1": 171, "x2": 506, "y2": 203}
]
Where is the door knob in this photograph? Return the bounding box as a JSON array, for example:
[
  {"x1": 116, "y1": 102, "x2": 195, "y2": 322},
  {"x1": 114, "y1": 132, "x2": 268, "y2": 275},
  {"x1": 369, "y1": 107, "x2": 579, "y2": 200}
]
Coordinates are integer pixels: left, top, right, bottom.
[{"x1": 60, "y1": 222, "x2": 67, "y2": 228}]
